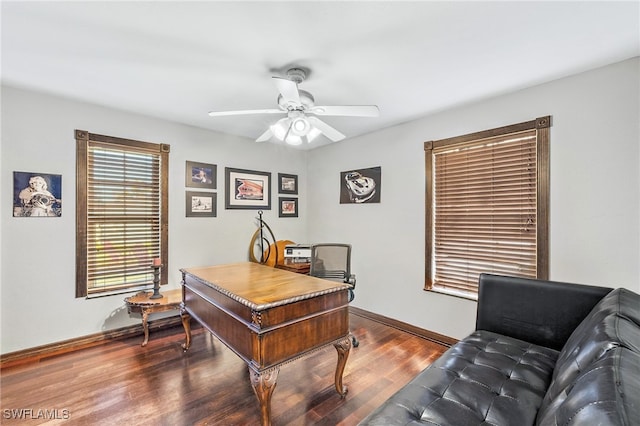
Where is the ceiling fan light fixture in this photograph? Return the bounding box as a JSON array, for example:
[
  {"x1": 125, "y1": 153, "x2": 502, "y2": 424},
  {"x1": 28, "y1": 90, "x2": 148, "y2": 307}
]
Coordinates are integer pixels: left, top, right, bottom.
[
  {"x1": 209, "y1": 67, "x2": 378, "y2": 146},
  {"x1": 290, "y1": 116, "x2": 311, "y2": 136},
  {"x1": 285, "y1": 134, "x2": 303, "y2": 145},
  {"x1": 271, "y1": 118, "x2": 290, "y2": 140},
  {"x1": 271, "y1": 117, "x2": 303, "y2": 145}
]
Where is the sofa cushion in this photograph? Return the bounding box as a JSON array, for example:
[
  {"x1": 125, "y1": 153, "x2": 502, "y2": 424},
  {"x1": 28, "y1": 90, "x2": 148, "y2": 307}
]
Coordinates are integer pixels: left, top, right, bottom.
[
  {"x1": 538, "y1": 288, "x2": 640, "y2": 417},
  {"x1": 536, "y1": 346, "x2": 640, "y2": 425},
  {"x1": 358, "y1": 330, "x2": 559, "y2": 425}
]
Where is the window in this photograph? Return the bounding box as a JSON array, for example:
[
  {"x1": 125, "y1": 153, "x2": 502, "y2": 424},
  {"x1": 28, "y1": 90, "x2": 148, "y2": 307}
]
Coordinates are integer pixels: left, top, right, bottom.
[
  {"x1": 424, "y1": 116, "x2": 550, "y2": 299},
  {"x1": 75, "y1": 130, "x2": 169, "y2": 298}
]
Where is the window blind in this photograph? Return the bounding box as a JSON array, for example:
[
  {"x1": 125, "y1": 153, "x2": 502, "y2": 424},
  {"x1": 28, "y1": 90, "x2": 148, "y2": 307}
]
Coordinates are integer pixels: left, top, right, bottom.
[
  {"x1": 86, "y1": 141, "x2": 161, "y2": 294},
  {"x1": 431, "y1": 130, "x2": 538, "y2": 296}
]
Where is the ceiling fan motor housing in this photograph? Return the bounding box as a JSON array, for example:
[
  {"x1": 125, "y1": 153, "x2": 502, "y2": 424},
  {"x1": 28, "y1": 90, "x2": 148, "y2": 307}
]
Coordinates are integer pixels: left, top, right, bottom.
[
  {"x1": 277, "y1": 90, "x2": 315, "y2": 111},
  {"x1": 286, "y1": 68, "x2": 307, "y2": 84}
]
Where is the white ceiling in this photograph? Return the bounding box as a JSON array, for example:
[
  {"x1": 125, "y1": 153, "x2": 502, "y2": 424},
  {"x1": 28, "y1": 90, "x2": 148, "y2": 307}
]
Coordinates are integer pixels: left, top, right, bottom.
[{"x1": 2, "y1": 1, "x2": 639, "y2": 149}]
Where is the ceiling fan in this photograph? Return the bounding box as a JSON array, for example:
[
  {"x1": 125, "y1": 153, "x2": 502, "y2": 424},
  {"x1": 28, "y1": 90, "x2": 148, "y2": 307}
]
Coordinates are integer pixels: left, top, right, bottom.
[{"x1": 208, "y1": 68, "x2": 379, "y2": 145}]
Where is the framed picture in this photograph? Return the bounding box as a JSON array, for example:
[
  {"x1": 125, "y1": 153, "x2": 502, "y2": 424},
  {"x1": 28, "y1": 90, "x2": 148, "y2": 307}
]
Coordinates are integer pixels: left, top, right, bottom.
[
  {"x1": 278, "y1": 173, "x2": 298, "y2": 195},
  {"x1": 13, "y1": 171, "x2": 62, "y2": 217},
  {"x1": 186, "y1": 191, "x2": 217, "y2": 217},
  {"x1": 225, "y1": 167, "x2": 271, "y2": 210},
  {"x1": 278, "y1": 197, "x2": 298, "y2": 218},
  {"x1": 340, "y1": 166, "x2": 382, "y2": 204},
  {"x1": 186, "y1": 161, "x2": 216, "y2": 189}
]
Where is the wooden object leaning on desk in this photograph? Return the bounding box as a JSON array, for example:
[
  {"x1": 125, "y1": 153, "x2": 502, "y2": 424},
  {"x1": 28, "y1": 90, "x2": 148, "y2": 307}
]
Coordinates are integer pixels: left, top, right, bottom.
[
  {"x1": 180, "y1": 262, "x2": 352, "y2": 426},
  {"x1": 125, "y1": 288, "x2": 187, "y2": 347}
]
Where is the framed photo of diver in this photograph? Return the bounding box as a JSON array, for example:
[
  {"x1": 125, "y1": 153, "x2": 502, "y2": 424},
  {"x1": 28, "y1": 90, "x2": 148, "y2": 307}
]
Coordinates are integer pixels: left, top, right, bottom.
[
  {"x1": 340, "y1": 166, "x2": 381, "y2": 204},
  {"x1": 225, "y1": 167, "x2": 271, "y2": 210},
  {"x1": 186, "y1": 161, "x2": 216, "y2": 190},
  {"x1": 13, "y1": 171, "x2": 62, "y2": 217}
]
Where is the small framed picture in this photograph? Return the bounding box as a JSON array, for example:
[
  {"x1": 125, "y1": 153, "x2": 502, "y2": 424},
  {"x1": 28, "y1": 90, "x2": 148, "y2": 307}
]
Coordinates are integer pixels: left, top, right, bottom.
[
  {"x1": 279, "y1": 197, "x2": 298, "y2": 218},
  {"x1": 278, "y1": 173, "x2": 298, "y2": 195},
  {"x1": 13, "y1": 171, "x2": 62, "y2": 217},
  {"x1": 186, "y1": 161, "x2": 216, "y2": 190},
  {"x1": 225, "y1": 167, "x2": 271, "y2": 210},
  {"x1": 186, "y1": 191, "x2": 217, "y2": 217}
]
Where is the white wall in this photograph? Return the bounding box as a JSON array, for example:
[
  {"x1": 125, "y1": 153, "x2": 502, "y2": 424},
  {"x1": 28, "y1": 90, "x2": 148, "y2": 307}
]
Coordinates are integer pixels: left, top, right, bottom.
[
  {"x1": 0, "y1": 86, "x2": 309, "y2": 353},
  {"x1": 308, "y1": 58, "x2": 640, "y2": 340},
  {"x1": 2, "y1": 58, "x2": 638, "y2": 353}
]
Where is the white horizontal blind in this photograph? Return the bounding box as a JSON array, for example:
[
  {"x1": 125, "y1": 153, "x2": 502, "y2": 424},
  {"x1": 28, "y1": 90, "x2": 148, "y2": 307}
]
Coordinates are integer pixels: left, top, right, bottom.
[
  {"x1": 86, "y1": 141, "x2": 161, "y2": 294},
  {"x1": 431, "y1": 130, "x2": 537, "y2": 297}
]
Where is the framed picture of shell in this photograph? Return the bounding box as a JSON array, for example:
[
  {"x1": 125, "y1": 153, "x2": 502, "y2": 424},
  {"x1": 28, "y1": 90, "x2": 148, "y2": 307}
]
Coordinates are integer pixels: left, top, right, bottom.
[{"x1": 225, "y1": 167, "x2": 271, "y2": 210}]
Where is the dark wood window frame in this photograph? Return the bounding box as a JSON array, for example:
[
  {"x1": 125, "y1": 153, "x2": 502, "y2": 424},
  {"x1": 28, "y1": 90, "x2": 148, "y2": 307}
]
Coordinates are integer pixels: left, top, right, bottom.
[
  {"x1": 424, "y1": 116, "x2": 550, "y2": 299},
  {"x1": 75, "y1": 130, "x2": 169, "y2": 298}
]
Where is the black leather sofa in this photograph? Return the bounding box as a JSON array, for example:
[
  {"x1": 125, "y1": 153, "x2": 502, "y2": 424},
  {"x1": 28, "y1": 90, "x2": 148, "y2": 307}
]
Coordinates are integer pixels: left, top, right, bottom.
[{"x1": 359, "y1": 274, "x2": 640, "y2": 425}]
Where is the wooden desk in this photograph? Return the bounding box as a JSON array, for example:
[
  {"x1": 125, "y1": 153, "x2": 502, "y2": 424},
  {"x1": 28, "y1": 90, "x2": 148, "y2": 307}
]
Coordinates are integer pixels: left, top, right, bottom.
[
  {"x1": 180, "y1": 262, "x2": 351, "y2": 426},
  {"x1": 125, "y1": 288, "x2": 185, "y2": 347}
]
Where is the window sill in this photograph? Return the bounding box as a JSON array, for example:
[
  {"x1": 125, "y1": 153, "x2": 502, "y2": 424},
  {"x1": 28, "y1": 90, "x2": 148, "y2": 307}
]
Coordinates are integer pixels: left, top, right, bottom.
[{"x1": 425, "y1": 287, "x2": 478, "y2": 302}]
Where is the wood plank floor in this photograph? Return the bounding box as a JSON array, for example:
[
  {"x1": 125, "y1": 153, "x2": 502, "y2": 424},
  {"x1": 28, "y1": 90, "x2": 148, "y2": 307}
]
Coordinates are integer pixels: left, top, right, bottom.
[{"x1": 1, "y1": 312, "x2": 448, "y2": 425}]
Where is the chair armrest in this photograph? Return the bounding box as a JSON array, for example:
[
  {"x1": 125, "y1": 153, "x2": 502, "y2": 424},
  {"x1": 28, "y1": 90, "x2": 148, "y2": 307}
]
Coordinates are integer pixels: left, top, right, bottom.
[
  {"x1": 346, "y1": 274, "x2": 356, "y2": 302},
  {"x1": 346, "y1": 274, "x2": 356, "y2": 288},
  {"x1": 475, "y1": 274, "x2": 612, "y2": 350}
]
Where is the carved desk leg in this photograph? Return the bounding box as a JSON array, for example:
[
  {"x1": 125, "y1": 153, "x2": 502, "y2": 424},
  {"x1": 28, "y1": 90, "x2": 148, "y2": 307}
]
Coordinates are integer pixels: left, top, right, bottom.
[
  {"x1": 250, "y1": 368, "x2": 279, "y2": 426},
  {"x1": 140, "y1": 309, "x2": 150, "y2": 347},
  {"x1": 334, "y1": 336, "x2": 351, "y2": 397},
  {"x1": 180, "y1": 303, "x2": 192, "y2": 351}
]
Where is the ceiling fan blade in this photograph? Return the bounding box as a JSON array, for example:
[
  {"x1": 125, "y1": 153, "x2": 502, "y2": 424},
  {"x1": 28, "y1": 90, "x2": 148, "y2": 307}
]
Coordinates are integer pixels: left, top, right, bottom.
[
  {"x1": 255, "y1": 127, "x2": 273, "y2": 143},
  {"x1": 309, "y1": 105, "x2": 379, "y2": 117},
  {"x1": 273, "y1": 77, "x2": 301, "y2": 106},
  {"x1": 208, "y1": 109, "x2": 284, "y2": 117},
  {"x1": 307, "y1": 116, "x2": 346, "y2": 142}
]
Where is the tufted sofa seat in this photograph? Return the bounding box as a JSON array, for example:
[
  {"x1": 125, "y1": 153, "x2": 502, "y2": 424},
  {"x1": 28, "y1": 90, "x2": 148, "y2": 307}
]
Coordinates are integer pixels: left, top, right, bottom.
[{"x1": 359, "y1": 274, "x2": 640, "y2": 426}]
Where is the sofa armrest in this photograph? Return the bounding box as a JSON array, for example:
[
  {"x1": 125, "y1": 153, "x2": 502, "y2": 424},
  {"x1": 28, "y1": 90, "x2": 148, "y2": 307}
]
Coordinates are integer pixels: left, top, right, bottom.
[{"x1": 475, "y1": 274, "x2": 612, "y2": 350}]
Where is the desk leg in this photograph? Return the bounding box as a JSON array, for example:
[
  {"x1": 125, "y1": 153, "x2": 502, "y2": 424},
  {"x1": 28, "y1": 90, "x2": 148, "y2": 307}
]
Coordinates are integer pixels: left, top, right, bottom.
[
  {"x1": 334, "y1": 336, "x2": 351, "y2": 397},
  {"x1": 180, "y1": 306, "x2": 191, "y2": 351},
  {"x1": 140, "y1": 310, "x2": 150, "y2": 347},
  {"x1": 250, "y1": 368, "x2": 279, "y2": 426}
]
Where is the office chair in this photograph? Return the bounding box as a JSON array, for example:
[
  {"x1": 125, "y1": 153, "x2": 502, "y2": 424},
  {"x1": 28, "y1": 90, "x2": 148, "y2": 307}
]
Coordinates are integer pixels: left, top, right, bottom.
[{"x1": 309, "y1": 243, "x2": 359, "y2": 347}]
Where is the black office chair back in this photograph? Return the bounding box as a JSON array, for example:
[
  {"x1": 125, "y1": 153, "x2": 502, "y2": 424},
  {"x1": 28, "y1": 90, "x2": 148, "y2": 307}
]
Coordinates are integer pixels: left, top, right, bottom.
[{"x1": 309, "y1": 243, "x2": 355, "y2": 287}]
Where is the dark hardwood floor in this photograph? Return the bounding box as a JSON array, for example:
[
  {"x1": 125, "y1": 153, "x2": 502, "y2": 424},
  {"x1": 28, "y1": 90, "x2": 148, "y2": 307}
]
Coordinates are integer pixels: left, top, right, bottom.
[{"x1": 1, "y1": 312, "x2": 448, "y2": 425}]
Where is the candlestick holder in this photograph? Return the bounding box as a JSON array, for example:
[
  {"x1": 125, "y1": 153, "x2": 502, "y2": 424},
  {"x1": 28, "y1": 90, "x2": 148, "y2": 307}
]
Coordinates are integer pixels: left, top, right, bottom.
[{"x1": 149, "y1": 264, "x2": 163, "y2": 299}]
